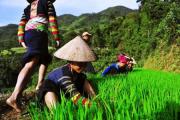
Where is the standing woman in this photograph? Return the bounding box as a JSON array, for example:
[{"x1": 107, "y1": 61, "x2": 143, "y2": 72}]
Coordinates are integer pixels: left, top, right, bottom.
[{"x1": 6, "y1": 0, "x2": 60, "y2": 112}]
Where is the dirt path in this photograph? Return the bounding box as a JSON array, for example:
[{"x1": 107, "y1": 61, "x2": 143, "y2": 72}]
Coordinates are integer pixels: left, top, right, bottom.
[{"x1": 0, "y1": 92, "x2": 35, "y2": 120}]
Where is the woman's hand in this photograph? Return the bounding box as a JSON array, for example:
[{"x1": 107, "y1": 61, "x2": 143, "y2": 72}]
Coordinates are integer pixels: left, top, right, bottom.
[
  {"x1": 84, "y1": 80, "x2": 96, "y2": 98},
  {"x1": 21, "y1": 42, "x2": 27, "y2": 49},
  {"x1": 55, "y1": 41, "x2": 61, "y2": 48}
]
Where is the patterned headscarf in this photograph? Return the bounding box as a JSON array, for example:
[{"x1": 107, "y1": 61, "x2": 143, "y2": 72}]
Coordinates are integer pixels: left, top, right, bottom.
[{"x1": 117, "y1": 55, "x2": 128, "y2": 64}]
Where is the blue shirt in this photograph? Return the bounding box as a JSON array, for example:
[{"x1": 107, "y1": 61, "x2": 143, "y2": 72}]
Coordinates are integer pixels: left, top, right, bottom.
[
  {"x1": 102, "y1": 63, "x2": 128, "y2": 76},
  {"x1": 47, "y1": 64, "x2": 86, "y2": 97}
]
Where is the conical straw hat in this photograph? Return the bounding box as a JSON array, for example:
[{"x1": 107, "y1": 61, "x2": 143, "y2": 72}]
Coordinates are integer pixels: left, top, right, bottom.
[{"x1": 54, "y1": 36, "x2": 96, "y2": 62}]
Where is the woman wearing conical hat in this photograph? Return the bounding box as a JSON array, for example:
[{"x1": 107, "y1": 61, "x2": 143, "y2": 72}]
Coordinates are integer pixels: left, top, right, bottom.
[
  {"x1": 37, "y1": 36, "x2": 96, "y2": 110},
  {"x1": 6, "y1": 0, "x2": 60, "y2": 112}
]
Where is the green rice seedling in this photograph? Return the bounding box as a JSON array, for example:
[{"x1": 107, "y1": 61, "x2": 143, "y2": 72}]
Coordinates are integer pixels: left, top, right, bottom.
[{"x1": 28, "y1": 68, "x2": 180, "y2": 120}]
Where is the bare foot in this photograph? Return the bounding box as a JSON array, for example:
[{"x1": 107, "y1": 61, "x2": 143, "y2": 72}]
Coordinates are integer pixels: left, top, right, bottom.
[{"x1": 6, "y1": 97, "x2": 21, "y2": 113}]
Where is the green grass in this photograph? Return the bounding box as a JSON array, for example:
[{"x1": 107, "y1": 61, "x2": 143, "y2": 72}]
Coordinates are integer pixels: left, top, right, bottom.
[
  {"x1": 29, "y1": 68, "x2": 180, "y2": 120},
  {"x1": 0, "y1": 47, "x2": 56, "y2": 56}
]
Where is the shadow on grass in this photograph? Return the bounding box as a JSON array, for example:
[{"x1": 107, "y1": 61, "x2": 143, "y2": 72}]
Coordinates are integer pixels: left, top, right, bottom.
[
  {"x1": 88, "y1": 76, "x2": 103, "y2": 95},
  {"x1": 155, "y1": 102, "x2": 180, "y2": 120}
]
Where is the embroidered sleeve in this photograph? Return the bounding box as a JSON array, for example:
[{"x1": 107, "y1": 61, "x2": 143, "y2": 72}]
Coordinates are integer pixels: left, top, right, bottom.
[
  {"x1": 17, "y1": 12, "x2": 27, "y2": 43},
  {"x1": 58, "y1": 76, "x2": 90, "y2": 106},
  {"x1": 71, "y1": 93, "x2": 91, "y2": 107},
  {"x1": 47, "y1": 0, "x2": 60, "y2": 41}
]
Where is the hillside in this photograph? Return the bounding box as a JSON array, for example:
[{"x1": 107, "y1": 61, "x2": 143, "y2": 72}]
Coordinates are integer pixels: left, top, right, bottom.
[
  {"x1": 0, "y1": 6, "x2": 135, "y2": 50},
  {"x1": 57, "y1": 14, "x2": 77, "y2": 27},
  {"x1": 0, "y1": 6, "x2": 137, "y2": 88},
  {"x1": 0, "y1": 24, "x2": 18, "y2": 50},
  {"x1": 99, "y1": 5, "x2": 135, "y2": 16},
  {"x1": 58, "y1": 6, "x2": 135, "y2": 29},
  {"x1": 0, "y1": 3, "x2": 179, "y2": 73}
]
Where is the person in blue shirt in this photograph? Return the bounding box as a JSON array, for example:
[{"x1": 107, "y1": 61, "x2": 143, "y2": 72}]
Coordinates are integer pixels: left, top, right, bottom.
[
  {"x1": 102, "y1": 54, "x2": 137, "y2": 76},
  {"x1": 102, "y1": 54, "x2": 129, "y2": 76},
  {"x1": 37, "y1": 36, "x2": 97, "y2": 110}
]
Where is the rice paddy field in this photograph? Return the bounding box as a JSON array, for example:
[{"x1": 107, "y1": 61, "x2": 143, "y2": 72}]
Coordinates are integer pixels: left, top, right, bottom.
[{"x1": 29, "y1": 68, "x2": 180, "y2": 120}]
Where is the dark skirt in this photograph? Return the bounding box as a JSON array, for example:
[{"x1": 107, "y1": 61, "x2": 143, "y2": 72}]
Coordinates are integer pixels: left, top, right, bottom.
[
  {"x1": 22, "y1": 30, "x2": 52, "y2": 66},
  {"x1": 37, "y1": 80, "x2": 60, "y2": 104}
]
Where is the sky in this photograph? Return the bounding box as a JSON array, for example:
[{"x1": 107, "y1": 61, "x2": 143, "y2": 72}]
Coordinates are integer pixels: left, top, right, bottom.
[{"x1": 0, "y1": 0, "x2": 139, "y2": 26}]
